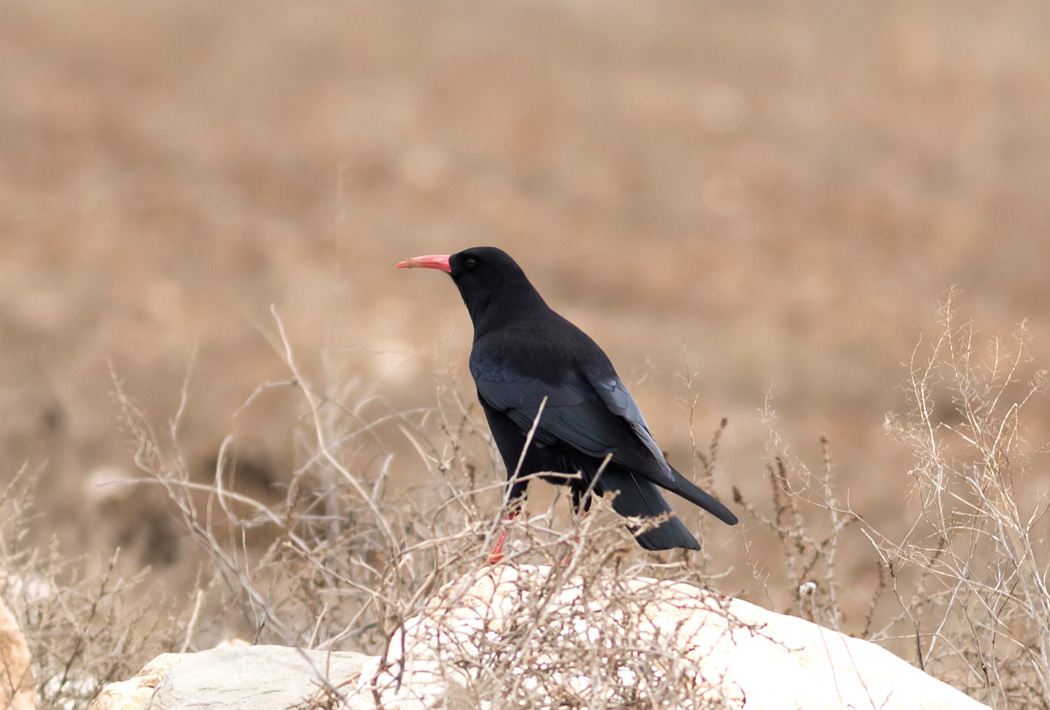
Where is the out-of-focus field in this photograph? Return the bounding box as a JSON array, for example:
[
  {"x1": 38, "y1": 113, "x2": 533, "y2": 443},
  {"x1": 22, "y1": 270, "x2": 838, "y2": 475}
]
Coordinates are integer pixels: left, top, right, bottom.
[{"x1": 2, "y1": 0, "x2": 1049, "y2": 614}]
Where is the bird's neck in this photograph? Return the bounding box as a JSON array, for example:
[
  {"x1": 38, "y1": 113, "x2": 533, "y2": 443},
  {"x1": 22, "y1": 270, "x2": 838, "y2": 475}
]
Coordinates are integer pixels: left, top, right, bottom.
[{"x1": 463, "y1": 279, "x2": 552, "y2": 339}]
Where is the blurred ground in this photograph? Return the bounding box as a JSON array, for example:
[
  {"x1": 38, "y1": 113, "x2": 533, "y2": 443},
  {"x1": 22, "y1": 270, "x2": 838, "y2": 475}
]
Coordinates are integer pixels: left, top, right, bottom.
[{"x1": 1, "y1": 0, "x2": 1049, "y2": 616}]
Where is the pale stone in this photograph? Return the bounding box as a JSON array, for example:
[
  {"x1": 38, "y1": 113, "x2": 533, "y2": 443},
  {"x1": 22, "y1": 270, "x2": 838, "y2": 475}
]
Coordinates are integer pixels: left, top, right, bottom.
[
  {"x1": 91, "y1": 566, "x2": 991, "y2": 710},
  {"x1": 88, "y1": 653, "x2": 185, "y2": 710},
  {"x1": 147, "y1": 646, "x2": 373, "y2": 710},
  {"x1": 0, "y1": 594, "x2": 35, "y2": 710},
  {"x1": 90, "y1": 646, "x2": 374, "y2": 710},
  {"x1": 362, "y1": 565, "x2": 989, "y2": 710}
]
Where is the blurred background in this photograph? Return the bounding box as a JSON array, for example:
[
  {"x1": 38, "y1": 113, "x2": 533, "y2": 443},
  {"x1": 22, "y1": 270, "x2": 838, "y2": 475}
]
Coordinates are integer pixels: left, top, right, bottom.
[{"x1": 2, "y1": 0, "x2": 1049, "y2": 610}]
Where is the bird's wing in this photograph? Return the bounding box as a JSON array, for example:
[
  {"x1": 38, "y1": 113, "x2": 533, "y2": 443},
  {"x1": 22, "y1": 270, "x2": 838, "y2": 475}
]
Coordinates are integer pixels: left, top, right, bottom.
[
  {"x1": 585, "y1": 372, "x2": 671, "y2": 468},
  {"x1": 589, "y1": 370, "x2": 739, "y2": 523},
  {"x1": 470, "y1": 352, "x2": 674, "y2": 480},
  {"x1": 471, "y1": 349, "x2": 738, "y2": 524},
  {"x1": 470, "y1": 356, "x2": 611, "y2": 455}
]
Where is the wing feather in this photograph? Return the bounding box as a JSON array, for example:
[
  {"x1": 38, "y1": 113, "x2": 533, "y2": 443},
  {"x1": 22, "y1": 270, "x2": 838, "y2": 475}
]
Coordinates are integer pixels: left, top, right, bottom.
[{"x1": 470, "y1": 351, "x2": 673, "y2": 483}]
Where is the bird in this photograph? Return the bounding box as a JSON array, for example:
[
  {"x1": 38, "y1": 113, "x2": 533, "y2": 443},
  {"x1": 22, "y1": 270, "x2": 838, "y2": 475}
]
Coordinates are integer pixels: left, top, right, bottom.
[{"x1": 397, "y1": 246, "x2": 737, "y2": 562}]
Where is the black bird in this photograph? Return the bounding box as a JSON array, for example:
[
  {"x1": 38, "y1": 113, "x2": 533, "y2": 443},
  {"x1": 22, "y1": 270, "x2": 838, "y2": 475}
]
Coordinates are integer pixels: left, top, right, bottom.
[{"x1": 398, "y1": 247, "x2": 737, "y2": 561}]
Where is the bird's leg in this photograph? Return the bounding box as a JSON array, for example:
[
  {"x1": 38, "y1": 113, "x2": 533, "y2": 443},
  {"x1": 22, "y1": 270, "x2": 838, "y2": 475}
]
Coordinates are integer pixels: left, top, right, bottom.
[
  {"x1": 488, "y1": 481, "x2": 528, "y2": 565},
  {"x1": 487, "y1": 511, "x2": 516, "y2": 565}
]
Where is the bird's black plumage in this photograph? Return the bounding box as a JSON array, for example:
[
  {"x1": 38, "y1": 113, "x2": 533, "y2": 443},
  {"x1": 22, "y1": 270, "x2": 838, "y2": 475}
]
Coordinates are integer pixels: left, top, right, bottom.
[{"x1": 399, "y1": 246, "x2": 737, "y2": 552}]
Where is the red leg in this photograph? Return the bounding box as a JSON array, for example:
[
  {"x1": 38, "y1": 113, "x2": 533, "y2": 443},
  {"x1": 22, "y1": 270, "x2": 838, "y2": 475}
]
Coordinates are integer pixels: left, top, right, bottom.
[
  {"x1": 558, "y1": 542, "x2": 575, "y2": 566},
  {"x1": 487, "y1": 511, "x2": 517, "y2": 565}
]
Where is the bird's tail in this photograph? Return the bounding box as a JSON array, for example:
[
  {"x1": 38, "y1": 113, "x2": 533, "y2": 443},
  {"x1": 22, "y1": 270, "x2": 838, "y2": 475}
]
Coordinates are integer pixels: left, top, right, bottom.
[
  {"x1": 596, "y1": 466, "x2": 701, "y2": 551},
  {"x1": 664, "y1": 465, "x2": 738, "y2": 525}
]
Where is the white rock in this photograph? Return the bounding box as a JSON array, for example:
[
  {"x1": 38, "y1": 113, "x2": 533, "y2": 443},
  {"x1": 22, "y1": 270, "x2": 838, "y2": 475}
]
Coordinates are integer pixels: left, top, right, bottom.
[
  {"x1": 362, "y1": 565, "x2": 989, "y2": 710},
  {"x1": 89, "y1": 646, "x2": 373, "y2": 710},
  {"x1": 89, "y1": 653, "x2": 185, "y2": 710},
  {"x1": 149, "y1": 646, "x2": 373, "y2": 709},
  {"x1": 0, "y1": 593, "x2": 35, "y2": 710},
  {"x1": 91, "y1": 566, "x2": 990, "y2": 710}
]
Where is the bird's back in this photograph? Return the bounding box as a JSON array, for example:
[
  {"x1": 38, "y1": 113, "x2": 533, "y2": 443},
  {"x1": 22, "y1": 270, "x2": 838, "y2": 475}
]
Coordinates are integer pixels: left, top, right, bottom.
[{"x1": 472, "y1": 310, "x2": 606, "y2": 379}]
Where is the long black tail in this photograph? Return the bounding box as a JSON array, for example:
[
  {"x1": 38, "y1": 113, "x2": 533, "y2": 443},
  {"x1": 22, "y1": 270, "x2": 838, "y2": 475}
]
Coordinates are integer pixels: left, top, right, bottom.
[
  {"x1": 594, "y1": 466, "x2": 701, "y2": 551},
  {"x1": 662, "y1": 465, "x2": 738, "y2": 525}
]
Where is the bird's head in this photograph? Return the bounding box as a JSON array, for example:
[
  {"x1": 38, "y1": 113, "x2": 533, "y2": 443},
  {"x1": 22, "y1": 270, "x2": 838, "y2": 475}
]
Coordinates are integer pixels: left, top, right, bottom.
[{"x1": 397, "y1": 246, "x2": 546, "y2": 330}]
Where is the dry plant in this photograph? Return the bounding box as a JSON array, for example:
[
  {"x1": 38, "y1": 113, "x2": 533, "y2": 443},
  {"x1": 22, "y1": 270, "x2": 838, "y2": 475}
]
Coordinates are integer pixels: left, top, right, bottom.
[
  {"x1": 738, "y1": 295, "x2": 1050, "y2": 709},
  {"x1": 0, "y1": 465, "x2": 180, "y2": 710},
  {"x1": 110, "y1": 308, "x2": 744, "y2": 708},
  {"x1": 100, "y1": 296, "x2": 1050, "y2": 708},
  {"x1": 354, "y1": 512, "x2": 748, "y2": 710},
  {"x1": 1, "y1": 286, "x2": 1045, "y2": 708},
  {"x1": 873, "y1": 297, "x2": 1050, "y2": 707},
  {"x1": 731, "y1": 412, "x2": 865, "y2": 633}
]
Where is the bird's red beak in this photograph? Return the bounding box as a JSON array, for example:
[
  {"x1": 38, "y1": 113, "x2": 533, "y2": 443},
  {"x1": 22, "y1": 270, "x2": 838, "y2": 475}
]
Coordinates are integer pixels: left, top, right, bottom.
[{"x1": 396, "y1": 254, "x2": 452, "y2": 273}]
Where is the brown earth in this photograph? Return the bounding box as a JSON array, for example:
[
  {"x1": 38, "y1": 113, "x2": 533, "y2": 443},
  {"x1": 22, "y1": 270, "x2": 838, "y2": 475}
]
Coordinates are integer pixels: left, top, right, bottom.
[{"x1": 1, "y1": 0, "x2": 1049, "y2": 622}]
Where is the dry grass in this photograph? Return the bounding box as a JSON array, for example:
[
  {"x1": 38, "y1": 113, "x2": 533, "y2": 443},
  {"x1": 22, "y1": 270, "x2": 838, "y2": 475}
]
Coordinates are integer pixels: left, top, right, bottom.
[
  {"x1": 0, "y1": 469, "x2": 182, "y2": 709},
  {"x1": 4, "y1": 299, "x2": 1041, "y2": 708},
  {"x1": 737, "y1": 295, "x2": 1050, "y2": 707},
  {"x1": 4, "y1": 1, "x2": 1050, "y2": 613},
  {"x1": 875, "y1": 295, "x2": 1050, "y2": 705}
]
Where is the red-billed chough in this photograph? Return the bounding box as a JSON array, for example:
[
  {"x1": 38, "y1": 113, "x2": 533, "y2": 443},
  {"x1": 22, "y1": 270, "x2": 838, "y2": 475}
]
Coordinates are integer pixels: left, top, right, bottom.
[{"x1": 398, "y1": 246, "x2": 737, "y2": 562}]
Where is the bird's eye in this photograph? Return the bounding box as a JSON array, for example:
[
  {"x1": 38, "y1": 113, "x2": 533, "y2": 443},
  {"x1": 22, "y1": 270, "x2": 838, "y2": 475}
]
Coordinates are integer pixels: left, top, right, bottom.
[{"x1": 464, "y1": 257, "x2": 478, "y2": 269}]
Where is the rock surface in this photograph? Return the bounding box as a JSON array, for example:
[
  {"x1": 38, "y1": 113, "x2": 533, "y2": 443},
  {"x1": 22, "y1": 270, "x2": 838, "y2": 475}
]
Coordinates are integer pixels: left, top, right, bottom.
[
  {"x1": 91, "y1": 565, "x2": 990, "y2": 710},
  {"x1": 89, "y1": 653, "x2": 186, "y2": 710},
  {"x1": 0, "y1": 593, "x2": 35, "y2": 710},
  {"x1": 89, "y1": 646, "x2": 374, "y2": 710},
  {"x1": 364, "y1": 565, "x2": 990, "y2": 710}
]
